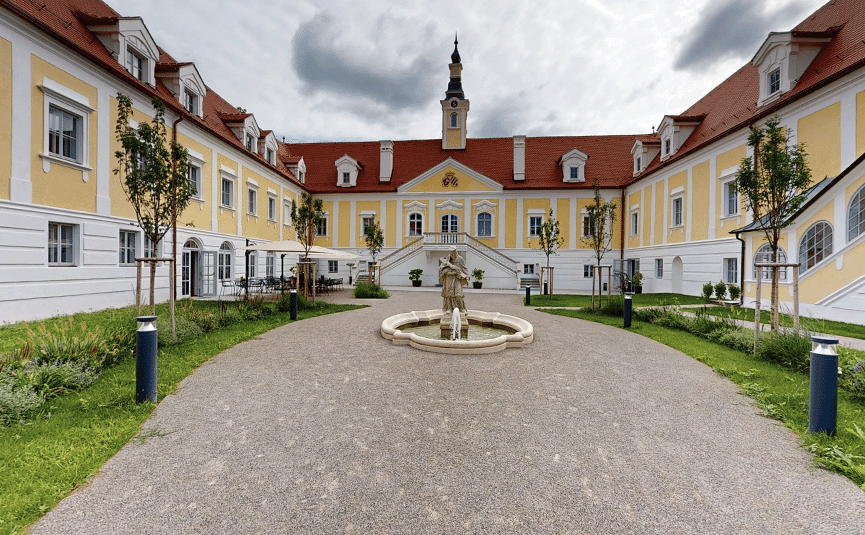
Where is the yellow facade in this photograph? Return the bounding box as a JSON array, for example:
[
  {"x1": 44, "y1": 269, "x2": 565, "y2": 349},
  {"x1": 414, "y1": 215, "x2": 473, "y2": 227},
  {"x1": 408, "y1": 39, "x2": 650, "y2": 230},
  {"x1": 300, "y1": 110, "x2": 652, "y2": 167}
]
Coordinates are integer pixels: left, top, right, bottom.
[
  {"x1": 715, "y1": 145, "x2": 746, "y2": 178},
  {"x1": 505, "y1": 199, "x2": 517, "y2": 248},
  {"x1": 627, "y1": 191, "x2": 641, "y2": 249},
  {"x1": 434, "y1": 198, "x2": 462, "y2": 234},
  {"x1": 240, "y1": 168, "x2": 279, "y2": 242},
  {"x1": 385, "y1": 200, "x2": 397, "y2": 248},
  {"x1": 798, "y1": 103, "x2": 841, "y2": 183},
  {"x1": 653, "y1": 182, "x2": 664, "y2": 245},
  {"x1": 176, "y1": 133, "x2": 212, "y2": 231},
  {"x1": 445, "y1": 129, "x2": 461, "y2": 149},
  {"x1": 0, "y1": 37, "x2": 10, "y2": 200},
  {"x1": 313, "y1": 200, "x2": 334, "y2": 247},
  {"x1": 470, "y1": 198, "x2": 499, "y2": 248},
  {"x1": 338, "y1": 201, "x2": 351, "y2": 248},
  {"x1": 405, "y1": 165, "x2": 496, "y2": 193},
  {"x1": 642, "y1": 186, "x2": 653, "y2": 243},
  {"x1": 31, "y1": 55, "x2": 98, "y2": 212},
  {"x1": 216, "y1": 154, "x2": 237, "y2": 236},
  {"x1": 522, "y1": 198, "x2": 550, "y2": 248},
  {"x1": 691, "y1": 161, "x2": 710, "y2": 241},
  {"x1": 556, "y1": 198, "x2": 570, "y2": 250},
  {"x1": 667, "y1": 171, "x2": 687, "y2": 244},
  {"x1": 355, "y1": 200, "x2": 380, "y2": 243},
  {"x1": 845, "y1": 170, "x2": 865, "y2": 203}
]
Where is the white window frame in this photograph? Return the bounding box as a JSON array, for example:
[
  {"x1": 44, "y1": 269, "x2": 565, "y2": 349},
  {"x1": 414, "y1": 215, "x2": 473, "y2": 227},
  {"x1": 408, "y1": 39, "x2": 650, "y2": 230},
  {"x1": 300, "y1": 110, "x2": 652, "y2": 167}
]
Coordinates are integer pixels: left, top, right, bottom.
[
  {"x1": 528, "y1": 215, "x2": 543, "y2": 237},
  {"x1": 847, "y1": 183, "x2": 865, "y2": 242},
  {"x1": 570, "y1": 166, "x2": 580, "y2": 181},
  {"x1": 523, "y1": 264, "x2": 535, "y2": 275},
  {"x1": 126, "y1": 46, "x2": 148, "y2": 83},
  {"x1": 723, "y1": 257, "x2": 738, "y2": 284},
  {"x1": 722, "y1": 177, "x2": 739, "y2": 217},
  {"x1": 630, "y1": 210, "x2": 639, "y2": 236},
  {"x1": 361, "y1": 214, "x2": 375, "y2": 238},
  {"x1": 144, "y1": 235, "x2": 160, "y2": 260},
  {"x1": 187, "y1": 164, "x2": 202, "y2": 200},
  {"x1": 266, "y1": 148, "x2": 274, "y2": 165},
  {"x1": 408, "y1": 212, "x2": 424, "y2": 237},
  {"x1": 671, "y1": 196, "x2": 683, "y2": 228},
  {"x1": 655, "y1": 258, "x2": 663, "y2": 278},
  {"x1": 184, "y1": 90, "x2": 198, "y2": 115},
  {"x1": 753, "y1": 244, "x2": 788, "y2": 282},
  {"x1": 119, "y1": 230, "x2": 138, "y2": 266},
  {"x1": 284, "y1": 199, "x2": 293, "y2": 226},
  {"x1": 246, "y1": 251, "x2": 257, "y2": 278},
  {"x1": 476, "y1": 212, "x2": 493, "y2": 237},
  {"x1": 583, "y1": 265, "x2": 594, "y2": 278},
  {"x1": 798, "y1": 221, "x2": 833, "y2": 273},
  {"x1": 328, "y1": 260, "x2": 339, "y2": 274},
  {"x1": 266, "y1": 252, "x2": 275, "y2": 278},
  {"x1": 247, "y1": 185, "x2": 258, "y2": 216},
  {"x1": 39, "y1": 79, "x2": 95, "y2": 176},
  {"x1": 768, "y1": 68, "x2": 781, "y2": 96},
  {"x1": 221, "y1": 173, "x2": 235, "y2": 209},
  {"x1": 47, "y1": 222, "x2": 77, "y2": 266},
  {"x1": 218, "y1": 242, "x2": 233, "y2": 280},
  {"x1": 316, "y1": 214, "x2": 328, "y2": 237}
]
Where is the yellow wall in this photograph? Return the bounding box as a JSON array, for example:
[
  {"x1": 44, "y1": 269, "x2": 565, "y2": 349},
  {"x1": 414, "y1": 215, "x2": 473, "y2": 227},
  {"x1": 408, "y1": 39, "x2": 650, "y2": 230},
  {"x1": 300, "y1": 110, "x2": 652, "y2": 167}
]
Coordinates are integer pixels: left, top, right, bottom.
[
  {"x1": 386, "y1": 200, "x2": 397, "y2": 248},
  {"x1": 470, "y1": 198, "x2": 499, "y2": 248},
  {"x1": 0, "y1": 37, "x2": 10, "y2": 200},
  {"x1": 716, "y1": 145, "x2": 747, "y2": 178},
  {"x1": 691, "y1": 161, "x2": 710, "y2": 241},
  {"x1": 406, "y1": 165, "x2": 496, "y2": 193},
  {"x1": 445, "y1": 129, "x2": 461, "y2": 149},
  {"x1": 313, "y1": 200, "x2": 333, "y2": 247},
  {"x1": 799, "y1": 103, "x2": 841, "y2": 184},
  {"x1": 338, "y1": 201, "x2": 351, "y2": 248},
  {"x1": 522, "y1": 198, "x2": 550, "y2": 248},
  {"x1": 575, "y1": 197, "x2": 592, "y2": 249},
  {"x1": 556, "y1": 198, "x2": 570, "y2": 250},
  {"x1": 176, "y1": 133, "x2": 212, "y2": 231},
  {"x1": 857, "y1": 90, "x2": 865, "y2": 159},
  {"x1": 653, "y1": 182, "x2": 664, "y2": 245},
  {"x1": 845, "y1": 170, "x2": 865, "y2": 205},
  {"x1": 216, "y1": 155, "x2": 237, "y2": 235},
  {"x1": 668, "y1": 171, "x2": 687, "y2": 243},
  {"x1": 240, "y1": 168, "x2": 279, "y2": 242},
  {"x1": 627, "y1": 191, "x2": 641, "y2": 249},
  {"x1": 31, "y1": 55, "x2": 97, "y2": 212},
  {"x1": 642, "y1": 185, "x2": 653, "y2": 243},
  {"x1": 801, "y1": 235, "x2": 865, "y2": 303},
  {"x1": 505, "y1": 199, "x2": 517, "y2": 248},
  {"x1": 355, "y1": 200, "x2": 380, "y2": 242}
]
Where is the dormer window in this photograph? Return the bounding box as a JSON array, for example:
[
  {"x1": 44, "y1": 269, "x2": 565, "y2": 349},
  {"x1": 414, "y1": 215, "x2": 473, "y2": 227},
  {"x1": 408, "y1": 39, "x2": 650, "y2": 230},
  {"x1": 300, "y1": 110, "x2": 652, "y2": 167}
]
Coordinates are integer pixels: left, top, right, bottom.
[
  {"x1": 184, "y1": 90, "x2": 198, "y2": 114},
  {"x1": 664, "y1": 138, "x2": 671, "y2": 156},
  {"x1": 631, "y1": 138, "x2": 659, "y2": 177},
  {"x1": 768, "y1": 68, "x2": 780, "y2": 94},
  {"x1": 570, "y1": 167, "x2": 580, "y2": 181},
  {"x1": 266, "y1": 148, "x2": 274, "y2": 165},
  {"x1": 335, "y1": 155, "x2": 361, "y2": 187},
  {"x1": 751, "y1": 30, "x2": 833, "y2": 108},
  {"x1": 246, "y1": 135, "x2": 254, "y2": 152},
  {"x1": 342, "y1": 172, "x2": 350, "y2": 184},
  {"x1": 634, "y1": 156, "x2": 641, "y2": 173},
  {"x1": 127, "y1": 48, "x2": 147, "y2": 82},
  {"x1": 559, "y1": 148, "x2": 588, "y2": 183},
  {"x1": 298, "y1": 171, "x2": 304, "y2": 183}
]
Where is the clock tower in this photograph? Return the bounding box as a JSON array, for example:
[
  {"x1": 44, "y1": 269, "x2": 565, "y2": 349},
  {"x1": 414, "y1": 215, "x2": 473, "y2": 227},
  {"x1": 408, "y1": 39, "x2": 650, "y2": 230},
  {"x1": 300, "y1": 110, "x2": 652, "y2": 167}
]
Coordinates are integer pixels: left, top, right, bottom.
[{"x1": 441, "y1": 35, "x2": 469, "y2": 150}]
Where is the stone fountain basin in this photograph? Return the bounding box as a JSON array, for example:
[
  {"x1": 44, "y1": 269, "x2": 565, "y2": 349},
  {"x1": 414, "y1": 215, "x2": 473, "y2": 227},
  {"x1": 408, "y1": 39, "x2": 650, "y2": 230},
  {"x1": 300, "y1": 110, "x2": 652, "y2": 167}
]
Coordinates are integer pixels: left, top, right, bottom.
[{"x1": 381, "y1": 309, "x2": 534, "y2": 354}]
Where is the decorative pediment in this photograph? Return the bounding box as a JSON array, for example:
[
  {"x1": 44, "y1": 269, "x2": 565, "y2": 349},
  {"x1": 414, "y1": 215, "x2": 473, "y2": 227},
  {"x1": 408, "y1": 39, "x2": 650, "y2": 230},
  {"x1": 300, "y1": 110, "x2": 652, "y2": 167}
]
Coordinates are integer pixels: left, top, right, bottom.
[
  {"x1": 473, "y1": 200, "x2": 497, "y2": 212},
  {"x1": 398, "y1": 158, "x2": 502, "y2": 193},
  {"x1": 751, "y1": 30, "x2": 834, "y2": 108},
  {"x1": 404, "y1": 201, "x2": 428, "y2": 212},
  {"x1": 436, "y1": 199, "x2": 464, "y2": 211}
]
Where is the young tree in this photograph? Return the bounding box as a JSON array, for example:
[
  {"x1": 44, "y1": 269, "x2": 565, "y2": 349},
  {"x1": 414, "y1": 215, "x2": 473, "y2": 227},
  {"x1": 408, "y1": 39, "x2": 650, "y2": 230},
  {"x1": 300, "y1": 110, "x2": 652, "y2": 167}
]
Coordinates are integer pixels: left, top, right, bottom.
[
  {"x1": 735, "y1": 116, "x2": 811, "y2": 331},
  {"x1": 363, "y1": 219, "x2": 384, "y2": 285},
  {"x1": 581, "y1": 179, "x2": 617, "y2": 310},
  {"x1": 114, "y1": 94, "x2": 193, "y2": 333},
  {"x1": 532, "y1": 209, "x2": 564, "y2": 296},
  {"x1": 290, "y1": 191, "x2": 324, "y2": 297}
]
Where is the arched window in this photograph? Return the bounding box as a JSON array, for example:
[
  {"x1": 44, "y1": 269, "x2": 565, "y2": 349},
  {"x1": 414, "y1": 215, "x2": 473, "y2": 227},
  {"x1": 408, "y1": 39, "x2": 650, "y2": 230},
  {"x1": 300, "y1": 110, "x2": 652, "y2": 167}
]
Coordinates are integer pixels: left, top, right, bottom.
[
  {"x1": 408, "y1": 213, "x2": 423, "y2": 237},
  {"x1": 450, "y1": 112, "x2": 458, "y2": 128},
  {"x1": 798, "y1": 221, "x2": 833, "y2": 273},
  {"x1": 441, "y1": 214, "x2": 459, "y2": 243},
  {"x1": 476, "y1": 212, "x2": 492, "y2": 237},
  {"x1": 218, "y1": 242, "x2": 232, "y2": 280},
  {"x1": 753, "y1": 243, "x2": 787, "y2": 281},
  {"x1": 847, "y1": 183, "x2": 865, "y2": 242}
]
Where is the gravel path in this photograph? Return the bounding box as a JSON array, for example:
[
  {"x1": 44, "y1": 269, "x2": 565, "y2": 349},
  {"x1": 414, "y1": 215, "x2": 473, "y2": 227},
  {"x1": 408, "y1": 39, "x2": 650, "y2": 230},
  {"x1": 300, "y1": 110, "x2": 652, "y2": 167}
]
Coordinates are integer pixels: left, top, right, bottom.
[{"x1": 32, "y1": 291, "x2": 865, "y2": 534}]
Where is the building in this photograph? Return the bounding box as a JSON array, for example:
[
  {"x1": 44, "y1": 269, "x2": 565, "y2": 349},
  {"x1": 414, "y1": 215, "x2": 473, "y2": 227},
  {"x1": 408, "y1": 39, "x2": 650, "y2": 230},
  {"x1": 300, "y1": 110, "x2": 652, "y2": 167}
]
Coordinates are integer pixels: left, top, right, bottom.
[{"x1": 1, "y1": 0, "x2": 864, "y2": 325}]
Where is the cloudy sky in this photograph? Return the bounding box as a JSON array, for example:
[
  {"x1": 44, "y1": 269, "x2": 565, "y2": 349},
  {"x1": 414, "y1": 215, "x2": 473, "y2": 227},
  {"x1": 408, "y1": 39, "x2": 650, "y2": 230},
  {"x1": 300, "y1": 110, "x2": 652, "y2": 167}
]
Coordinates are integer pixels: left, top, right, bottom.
[{"x1": 108, "y1": 0, "x2": 825, "y2": 143}]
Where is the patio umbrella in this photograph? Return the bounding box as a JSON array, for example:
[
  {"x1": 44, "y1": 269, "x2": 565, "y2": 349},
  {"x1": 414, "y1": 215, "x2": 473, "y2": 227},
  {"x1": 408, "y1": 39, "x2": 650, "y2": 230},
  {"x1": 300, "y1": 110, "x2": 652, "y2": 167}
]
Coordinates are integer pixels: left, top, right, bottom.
[{"x1": 304, "y1": 247, "x2": 360, "y2": 259}]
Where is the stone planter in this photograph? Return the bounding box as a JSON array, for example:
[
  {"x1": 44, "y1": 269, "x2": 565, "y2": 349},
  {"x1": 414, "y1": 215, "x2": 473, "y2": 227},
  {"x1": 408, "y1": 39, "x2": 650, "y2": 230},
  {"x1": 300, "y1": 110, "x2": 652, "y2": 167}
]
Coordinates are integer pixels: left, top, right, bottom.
[
  {"x1": 472, "y1": 281, "x2": 482, "y2": 289},
  {"x1": 412, "y1": 280, "x2": 422, "y2": 287}
]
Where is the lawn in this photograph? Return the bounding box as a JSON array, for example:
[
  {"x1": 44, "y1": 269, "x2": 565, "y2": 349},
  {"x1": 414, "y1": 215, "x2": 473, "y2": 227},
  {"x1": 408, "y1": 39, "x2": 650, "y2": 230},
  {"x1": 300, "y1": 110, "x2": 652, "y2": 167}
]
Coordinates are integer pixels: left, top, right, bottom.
[
  {"x1": 699, "y1": 305, "x2": 865, "y2": 341},
  {"x1": 0, "y1": 299, "x2": 362, "y2": 535},
  {"x1": 527, "y1": 292, "x2": 710, "y2": 308},
  {"x1": 541, "y1": 307, "x2": 865, "y2": 491}
]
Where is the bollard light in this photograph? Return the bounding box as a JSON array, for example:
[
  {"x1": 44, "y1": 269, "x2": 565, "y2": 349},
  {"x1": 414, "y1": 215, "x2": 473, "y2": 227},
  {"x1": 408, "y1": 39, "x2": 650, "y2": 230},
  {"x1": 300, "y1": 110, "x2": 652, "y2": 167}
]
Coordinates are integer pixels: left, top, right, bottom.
[
  {"x1": 135, "y1": 315, "x2": 158, "y2": 404},
  {"x1": 808, "y1": 336, "x2": 839, "y2": 435},
  {"x1": 624, "y1": 293, "x2": 633, "y2": 328},
  {"x1": 290, "y1": 288, "x2": 298, "y2": 321},
  {"x1": 525, "y1": 285, "x2": 531, "y2": 306}
]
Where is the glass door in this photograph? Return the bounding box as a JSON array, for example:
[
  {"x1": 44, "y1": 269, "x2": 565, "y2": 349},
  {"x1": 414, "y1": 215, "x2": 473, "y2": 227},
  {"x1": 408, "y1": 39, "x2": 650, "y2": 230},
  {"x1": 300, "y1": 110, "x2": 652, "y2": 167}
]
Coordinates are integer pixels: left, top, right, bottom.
[{"x1": 199, "y1": 251, "x2": 217, "y2": 297}]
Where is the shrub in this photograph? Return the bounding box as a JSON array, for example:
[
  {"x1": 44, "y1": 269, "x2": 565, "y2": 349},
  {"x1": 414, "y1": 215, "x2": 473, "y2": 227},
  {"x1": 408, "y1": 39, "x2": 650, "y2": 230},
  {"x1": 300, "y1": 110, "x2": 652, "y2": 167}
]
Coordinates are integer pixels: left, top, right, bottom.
[
  {"x1": 706, "y1": 327, "x2": 754, "y2": 353},
  {"x1": 0, "y1": 377, "x2": 43, "y2": 427},
  {"x1": 756, "y1": 331, "x2": 812, "y2": 373},
  {"x1": 599, "y1": 295, "x2": 624, "y2": 316},
  {"x1": 727, "y1": 284, "x2": 741, "y2": 300},
  {"x1": 157, "y1": 316, "x2": 203, "y2": 346},
  {"x1": 842, "y1": 359, "x2": 865, "y2": 400},
  {"x1": 27, "y1": 319, "x2": 121, "y2": 370},
  {"x1": 23, "y1": 359, "x2": 100, "y2": 398},
  {"x1": 184, "y1": 307, "x2": 222, "y2": 332},
  {"x1": 221, "y1": 306, "x2": 243, "y2": 324},
  {"x1": 354, "y1": 283, "x2": 390, "y2": 299},
  {"x1": 714, "y1": 281, "x2": 728, "y2": 300},
  {"x1": 702, "y1": 282, "x2": 714, "y2": 300}
]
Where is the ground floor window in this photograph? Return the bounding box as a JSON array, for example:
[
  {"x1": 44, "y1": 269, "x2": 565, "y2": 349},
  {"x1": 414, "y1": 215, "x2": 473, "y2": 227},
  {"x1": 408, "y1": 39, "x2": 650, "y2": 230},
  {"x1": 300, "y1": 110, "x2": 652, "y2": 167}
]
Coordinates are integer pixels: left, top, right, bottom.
[
  {"x1": 218, "y1": 242, "x2": 232, "y2": 280},
  {"x1": 724, "y1": 258, "x2": 738, "y2": 284},
  {"x1": 328, "y1": 260, "x2": 338, "y2": 273},
  {"x1": 655, "y1": 259, "x2": 663, "y2": 278},
  {"x1": 48, "y1": 222, "x2": 75, "y2": 265},
  {"x1": 119, "y1": 230, "x2": 137, "y2": 265},
  {"x1": 523, "y1": 264, "x2": 535, "y2": 275},
  {"x1": 583, "y1": 265, "x2": 594, "y2": 278},
  {"x1": 266, "y1": 252, "x2": 274, "y2": 278},
  {"x1": 246, "y1": 251, "x2": 257, "y2": 278}
]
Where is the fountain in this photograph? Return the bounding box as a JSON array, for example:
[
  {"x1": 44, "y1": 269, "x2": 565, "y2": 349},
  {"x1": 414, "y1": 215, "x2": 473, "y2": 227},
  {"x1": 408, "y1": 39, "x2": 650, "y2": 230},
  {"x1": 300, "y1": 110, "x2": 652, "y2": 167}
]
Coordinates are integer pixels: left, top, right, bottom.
[{"x1": 380, "y1": 247, "x2": 533, "y2": 354}]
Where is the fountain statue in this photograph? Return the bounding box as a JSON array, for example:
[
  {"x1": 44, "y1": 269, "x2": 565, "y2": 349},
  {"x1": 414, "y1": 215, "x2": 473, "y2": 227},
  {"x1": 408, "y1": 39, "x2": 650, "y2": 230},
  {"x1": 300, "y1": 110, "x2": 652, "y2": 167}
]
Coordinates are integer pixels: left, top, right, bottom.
[{"x1": 439, "y1": 246, "x2": 469, "y2": 339}]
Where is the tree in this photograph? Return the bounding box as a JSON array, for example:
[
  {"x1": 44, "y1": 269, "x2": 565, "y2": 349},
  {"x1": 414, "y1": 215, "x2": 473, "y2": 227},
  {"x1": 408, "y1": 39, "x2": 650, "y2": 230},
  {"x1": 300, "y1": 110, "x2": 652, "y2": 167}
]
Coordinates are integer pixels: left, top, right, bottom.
[
  {"x1": 735, "y1": 116, "x2": 811, "y2": 332},
  {"x1": 290, "y1": 191, "x2": 324, "y2": 297},
  {"x1": 581, "y1": 179, "x2": 617, "y2": 310},
  {"x1": 532, "y1": 209, "x2": 564, "y2": 296},
  {"x1": 363, "y1": 219, "x2": 384, "y2": 285},
  {"x1": 114, "y1": 94, "x2": 193, "y2": 334}
]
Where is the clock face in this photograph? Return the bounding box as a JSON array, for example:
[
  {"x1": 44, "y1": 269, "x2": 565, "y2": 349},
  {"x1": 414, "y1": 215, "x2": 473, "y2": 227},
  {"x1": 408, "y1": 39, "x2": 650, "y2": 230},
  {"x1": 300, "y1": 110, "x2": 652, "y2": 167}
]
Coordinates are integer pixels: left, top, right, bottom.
[{"x1": 451, "y1": 100, "x2": 458, "y2": 108}]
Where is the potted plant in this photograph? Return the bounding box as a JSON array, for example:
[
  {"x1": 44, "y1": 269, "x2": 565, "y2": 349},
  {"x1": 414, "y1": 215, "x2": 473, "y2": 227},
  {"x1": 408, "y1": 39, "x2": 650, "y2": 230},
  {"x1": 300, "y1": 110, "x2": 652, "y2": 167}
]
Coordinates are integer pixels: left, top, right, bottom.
[
  {"x1": 409, "y1": 268, "x2": 423, "y2": 287},
  {"x1": 631, "y1": 272, "x2": 643, "y2": 294},
  {"x1": 472, "y1": 268, "x2": 484, "y2": 289}
]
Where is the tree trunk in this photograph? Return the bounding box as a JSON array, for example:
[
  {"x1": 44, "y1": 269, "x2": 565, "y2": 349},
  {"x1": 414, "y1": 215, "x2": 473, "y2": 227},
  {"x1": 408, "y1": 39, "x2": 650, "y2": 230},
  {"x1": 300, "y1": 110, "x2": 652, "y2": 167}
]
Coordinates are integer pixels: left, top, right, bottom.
[
  {"x1": 149, "y1": 259, "x2": 157, "y2": 314},
  {"x1": 771, "y1": 265, "x2": 780, "y2": 332}
]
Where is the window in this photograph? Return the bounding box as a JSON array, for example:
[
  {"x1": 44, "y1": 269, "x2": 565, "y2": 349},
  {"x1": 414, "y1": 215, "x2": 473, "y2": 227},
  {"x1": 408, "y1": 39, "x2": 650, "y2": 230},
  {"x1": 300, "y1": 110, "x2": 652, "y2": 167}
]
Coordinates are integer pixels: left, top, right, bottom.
[
  {"x1": 342, "y1": 172, "x2": 350, "y2": 185},
  {"x1": 441, "y1": 214, "x2": 459, "y2": 235},
  {"x1": 184, "y1": 90, "x2": 198, "y2": 114},
  {"x1": 847, "y1": 184, "x2": 865, "y2": 242},
  {"x1": 724, "y1": 258, "x2": 738, "y2": 284},
  {"x1": 48, "y1": 223, "x2": 75, "y2": 266},
  {"x1": 798, "y1": 221, "x2": 832, "y2": 273},
  {"x1": 582, "y1": 215, "x2": 595, "y2": 238},
  {"x1": 523, "y1": 264, "x2": 535, "y2": 275},
  {"x1": 768, "y1": 68, "x2": 781, "y2": 94},
  {"x1": 221, "y1": 177, "x2": 234, "y2": 208},
  {"x1": 268, "y1": 196, "x2": 276, "y2": 221},
  {"x1": 316, "y1": 216, "x2": 328, "y2": 236},
  {"x1": 664, "y1": 138, "x2": 671, "y2": 156},
  {"x1": 361, "y1": 215, "x2": 375, "y2": 236},
  {"x1": 583, "y1": 265, "x2": 594, "y2": 278},
  {"x1": 188, "y1": 165, "x2": 201, "y2": 198},
  {"x1": 408, "y1": 213, "x2": 423, "y2": 236},
  {"x1": 634, "y1": 156, "x2": 641, "y2": 173},
  {"x1": 570, "y1": 167, "x2": 579, "y2": 181},
  {"x1": 671, "y1": 197, "x2": 683, "y2": 227},
  {"x1": 298, "y1": 171, "x2": 305, "y2": 183},
  {"x1": 528, "y1": 215, "x2": 542, "y2": 237},
  {"x1": 266, "y1": 252, "x2": 275, "y2": 278},
  {"x1": 247, "y1": 187, "x2": 257, "y2": 215},
  {"x1": 753, "y1": 244, "x2": 787, "y2": 282},
  {"x1": 218, "y1": 242, "x2": 232, "y2": 280},
  {"x1": 266, "y1": 148, "x2": 274, "y2": 165},
  {"x1": 246, "y1": 135, "x2": 254, "y2": 152},
  {"x1": 48, "y1": 106, "x2": 81, "y2": 163},
  {"x1": 126, "y1": 48, "x2": 147, "y2": 82},
  {"x1": 631, "y1": 211, "x2": 639, "y2": 236},
  {"x1": 450, "y1": 112, "x2": 458, "y2": 128},
  {"x1": 723, "y1": 180, "x2": 738, "y2": 216},
  {"x1": 477, "y1": 212, "x2": 492, "y2": 237},
  {"x1": 328, "y1": 260, "x2": 338, "y2": 273},
  {"x1": 655, "y1": 259, "x2": 663, "y2": 278},
  {"x1": 119, "y1": 230, "x2": 137, "y2": 265},
  {"x1": 246, "y1": 251, "x2": 257, "y2": 278}
]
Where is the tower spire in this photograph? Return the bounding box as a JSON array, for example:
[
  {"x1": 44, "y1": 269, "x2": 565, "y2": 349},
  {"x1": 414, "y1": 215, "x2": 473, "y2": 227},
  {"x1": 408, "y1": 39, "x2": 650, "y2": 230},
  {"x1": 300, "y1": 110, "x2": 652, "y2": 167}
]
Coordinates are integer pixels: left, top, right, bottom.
[{"x1": 441, "y1": 35, "x2": 469, "y2": 150}]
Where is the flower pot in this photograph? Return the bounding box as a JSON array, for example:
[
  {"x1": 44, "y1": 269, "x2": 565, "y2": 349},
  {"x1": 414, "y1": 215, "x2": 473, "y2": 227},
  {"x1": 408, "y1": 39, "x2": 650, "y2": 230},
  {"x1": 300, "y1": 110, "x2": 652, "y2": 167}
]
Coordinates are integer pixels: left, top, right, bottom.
[
  {"x1": 472, "y1": 281, "x2": 482, "y2": 289},
  {"x1": 634, "y1": 286, "x2": 643, "y2": 294},
  {"x1": 412, "y1": 280, "x2": 422, "y2": 287}
]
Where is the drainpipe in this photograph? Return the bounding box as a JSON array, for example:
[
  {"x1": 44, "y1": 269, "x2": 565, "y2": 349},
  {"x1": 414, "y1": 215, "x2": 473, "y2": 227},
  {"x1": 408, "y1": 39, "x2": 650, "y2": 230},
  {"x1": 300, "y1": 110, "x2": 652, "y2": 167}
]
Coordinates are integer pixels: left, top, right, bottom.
[
  {"x1": 170, "y1": 111, "x2": 184, "y2": 334},
  {"x1": 619, "y1": 188, "x2": 626, "y2": 259},
  {"x1": 734, "y1": 230, "x2": 745, "y2": 306}
]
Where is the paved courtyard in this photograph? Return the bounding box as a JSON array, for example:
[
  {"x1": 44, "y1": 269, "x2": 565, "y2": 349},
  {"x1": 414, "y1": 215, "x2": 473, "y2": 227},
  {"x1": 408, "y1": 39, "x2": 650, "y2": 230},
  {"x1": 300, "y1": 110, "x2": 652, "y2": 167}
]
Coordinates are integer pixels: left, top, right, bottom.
[{"x1": 33, "y1": 291, "x2": 865, "y2": 534}]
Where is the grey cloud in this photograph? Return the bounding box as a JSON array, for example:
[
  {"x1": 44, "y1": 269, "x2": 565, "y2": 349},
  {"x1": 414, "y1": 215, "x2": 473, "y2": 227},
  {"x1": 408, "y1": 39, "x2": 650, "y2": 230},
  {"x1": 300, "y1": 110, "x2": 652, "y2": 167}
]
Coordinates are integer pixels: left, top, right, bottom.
[
  {"x1": 291, "y1": 11, "x2": 440, "y2": 112},
  {"x1": 674, "y1": 0, "x2": 811, "y2": 71},
  {"x1": 473, "y1": 102, "x2": 528, "y2": 138}
]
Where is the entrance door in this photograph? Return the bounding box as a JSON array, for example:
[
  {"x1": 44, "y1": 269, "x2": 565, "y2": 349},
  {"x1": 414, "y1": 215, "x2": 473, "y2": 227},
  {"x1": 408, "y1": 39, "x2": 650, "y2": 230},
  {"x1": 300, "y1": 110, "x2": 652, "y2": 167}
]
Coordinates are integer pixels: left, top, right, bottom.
[
  {"x1": 672, "y1": 256, "x2": 683, "y2": 294},
  {"x1": 441, "y1": 214, "x2": 458, "y2": 243},
  {"x1": 182, "y1": 239, "x2": 200, "y2": 297},
  {"x1": 199, "y1": 251, "x2": 217, "y2": 297}
]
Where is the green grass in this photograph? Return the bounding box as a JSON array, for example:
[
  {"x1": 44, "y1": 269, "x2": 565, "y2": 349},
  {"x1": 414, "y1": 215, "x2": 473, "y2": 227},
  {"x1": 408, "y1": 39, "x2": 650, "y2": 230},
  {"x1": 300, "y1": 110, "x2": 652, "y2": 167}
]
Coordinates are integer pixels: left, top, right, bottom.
[
  {"x1": 699, "y1": 306, "x2": 865, "y2": 341},
  {"x1": 0, "y1": 302, "x2": 361, "y2": 535},
  {"x1": 541, "y1": 307, "x2": 865, "y2": 491},
  {"x1": 527, "y1": 292, "x2": 710, "y2": 308}
]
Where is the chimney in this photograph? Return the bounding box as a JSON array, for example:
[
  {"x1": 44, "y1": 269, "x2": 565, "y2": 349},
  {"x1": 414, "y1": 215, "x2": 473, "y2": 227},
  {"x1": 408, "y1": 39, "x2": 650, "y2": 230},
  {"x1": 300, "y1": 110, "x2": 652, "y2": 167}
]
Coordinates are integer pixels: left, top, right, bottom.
[
  {"x1": 513, "y1": 135, "x2": 526, "y2": 182},
  {"x1": 379, "y1": 141, "x2": 393, "y2": 182}
]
